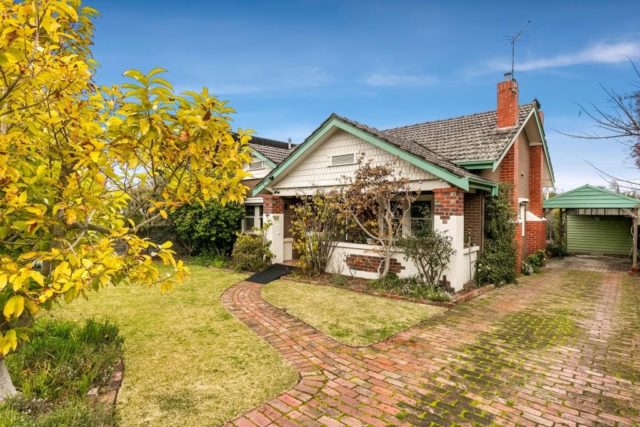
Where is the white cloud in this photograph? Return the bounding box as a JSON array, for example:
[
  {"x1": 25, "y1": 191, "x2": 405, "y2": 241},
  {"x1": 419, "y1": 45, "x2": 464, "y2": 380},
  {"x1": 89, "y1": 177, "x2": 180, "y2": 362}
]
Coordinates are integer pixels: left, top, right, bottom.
[
  {"x1": 364, "y1": 72, "x2": 438, "y2": 87},
  {"x1": 488, "y1": 41, "x2": 640, "y2": 73}
]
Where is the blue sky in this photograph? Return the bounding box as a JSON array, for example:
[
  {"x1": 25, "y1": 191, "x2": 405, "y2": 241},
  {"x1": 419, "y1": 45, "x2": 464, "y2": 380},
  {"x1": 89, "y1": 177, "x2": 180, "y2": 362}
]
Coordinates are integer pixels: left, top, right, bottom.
[{"x1": 90, "y1": 0, "x2": 640, "y2": 191}]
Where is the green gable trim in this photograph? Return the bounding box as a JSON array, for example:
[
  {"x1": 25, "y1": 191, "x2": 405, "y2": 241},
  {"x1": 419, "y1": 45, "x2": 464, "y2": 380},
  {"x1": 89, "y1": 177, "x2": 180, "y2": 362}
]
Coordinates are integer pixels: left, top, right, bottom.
[
  {"x1": 253, "y1": 116, "x2": 472, "y2": 196},
  {"x1": 531, "y1": 106, "x2": 555, "y2": 184},
  {"x1": 544, "y1": 184, "x2": 640, "y2": 209},
  {"x1": 468, "y1": 177, "x2": 498, "y2": 196},
  {"x1": 249, "y1": 149, "x2": 277, "y2": 169},
  {"x1": 456, "y1": 159, "x2": 495, "y2": 170}
]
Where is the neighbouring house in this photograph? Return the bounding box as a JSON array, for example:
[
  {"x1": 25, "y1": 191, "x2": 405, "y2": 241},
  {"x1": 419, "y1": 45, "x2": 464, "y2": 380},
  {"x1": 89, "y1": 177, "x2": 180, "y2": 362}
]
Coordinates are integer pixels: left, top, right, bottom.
[
  {"x1": 242, "y1": 136, "x2": 295, "y2": 232},
  {"x1": 252, "y1": 74, "x2": 555, "y2": 291},
  {"x1": 543, "y1": 185, "x2": 640, "y2": 263}
]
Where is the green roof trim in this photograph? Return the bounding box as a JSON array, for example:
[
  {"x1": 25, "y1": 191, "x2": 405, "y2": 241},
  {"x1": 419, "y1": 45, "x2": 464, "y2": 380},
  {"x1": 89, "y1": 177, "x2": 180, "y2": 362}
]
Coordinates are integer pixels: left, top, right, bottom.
[
  {"x1": 249, "y1": 149, "x2": 277, "y2": 169},
  {"x1": 469, "y1": 177, "x2": 498, "y2": 196},
  {"x1": 531, "y1": 105, "x2": 555, "y2": 184},
  {"x1": 252, "y1": 115, "x2": 485, "y2": 196},
  {"x1": 544, "y1": 184, "x2": 640, "y2": 209},
  {"x1": 455, "y1": 159, "x2": 495, "y2": 170}
]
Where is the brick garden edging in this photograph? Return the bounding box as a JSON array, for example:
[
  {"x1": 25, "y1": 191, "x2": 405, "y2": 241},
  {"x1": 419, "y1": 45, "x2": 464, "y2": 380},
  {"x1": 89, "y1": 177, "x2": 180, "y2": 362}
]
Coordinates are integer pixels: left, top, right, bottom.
[{"x1": 87, "y1": 358, "x2": 125, "y2": 405}]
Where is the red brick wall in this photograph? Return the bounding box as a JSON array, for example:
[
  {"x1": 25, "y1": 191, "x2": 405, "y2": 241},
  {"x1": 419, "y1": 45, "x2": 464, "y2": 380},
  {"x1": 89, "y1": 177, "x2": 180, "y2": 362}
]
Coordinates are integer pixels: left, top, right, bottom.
[
  {"x1": 263, "y1": 195, "x2": 284, "y2": 214},
  {"x1": 346, "y1": 255, "x2": 404, "y2": 274},
  {"x1": 525, "y1": 221, "x2": 546, "y2": 253},
  {"x1": 497, "y1": 79, "x2": 519, "y2": 128},
  {"x1": 498, "y1": 143, "x2": 524, "y2": 269},
  {"x1": 433, "y1": 188, "x2": 464, "y2": 224},
  {"x1": 463, "y1": 193, "x2": 484, "y2": 248},
  {"x1": 528, "y1": 145, "x2": 543, "y2": 217}
]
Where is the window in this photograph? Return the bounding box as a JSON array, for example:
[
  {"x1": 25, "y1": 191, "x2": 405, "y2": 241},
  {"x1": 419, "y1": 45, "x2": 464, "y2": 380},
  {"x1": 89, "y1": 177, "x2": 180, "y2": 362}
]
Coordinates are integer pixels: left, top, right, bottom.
[
  {"x1": 330, "y1": 153, "x2": 355, "y2": 166},
  {"x1": 242, "y1": 205, "x2": 263, "y2": 231},
  {"x1": 249, "y1": 161, "x2": 264, "y2": 170},
  {"x1": 409, "y1": 200, "x2": 432, "y2": 235}
]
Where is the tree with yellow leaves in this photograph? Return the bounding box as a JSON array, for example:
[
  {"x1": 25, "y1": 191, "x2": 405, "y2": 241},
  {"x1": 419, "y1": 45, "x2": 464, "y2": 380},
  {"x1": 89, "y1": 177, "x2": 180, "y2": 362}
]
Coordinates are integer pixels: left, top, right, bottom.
[{"x1": 0, "y1": 0, "x2": 251, "y2": 396}]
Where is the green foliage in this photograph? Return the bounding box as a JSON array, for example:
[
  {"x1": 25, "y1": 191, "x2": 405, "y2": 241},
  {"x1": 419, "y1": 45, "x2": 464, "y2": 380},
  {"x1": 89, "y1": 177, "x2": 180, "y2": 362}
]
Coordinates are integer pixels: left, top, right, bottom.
[
  {"x1": 330, "y1": 274, "x2": 348, "y2": 287},
  {"x1": 371, "y1": 273, "x2": 451, "y2": 302},
  {"x1": 230, "y1": 228, "x2": 274, "y2": 272},
  {"x1": 171, "y1": 202, "x2": 244, "y2": 256},
  {"x1": 291, "y1": 193, "x2": 344, "y2": 277},
  {"x1": 1, "y1": 319, "x2": 123, "y2": 426},
  {"x1": 522, "y1": 250, "x2": 546, "y2": 275},
  {"x1": 475, "y1": 185, "x2": 517, "y2": 286},
  {"x1": 188, "y1": 254, "x2": 228, "y2": 269},
  {"x1": 6, "y1": 319, "x2": 123, "y2": 401},
  {"x1": 396, "y1": 229, "x2": 455, "y2": 286}
]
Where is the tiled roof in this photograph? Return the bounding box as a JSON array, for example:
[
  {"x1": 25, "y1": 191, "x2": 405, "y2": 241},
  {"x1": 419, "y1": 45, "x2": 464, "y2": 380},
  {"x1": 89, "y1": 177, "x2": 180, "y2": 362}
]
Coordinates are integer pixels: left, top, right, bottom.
[
  {"x1": 248, "y1": 136, "x2": 295, "y2": 164},
  {"x1": 384, "y1": 101, "x2": 538, "y2": 163},
  {"x1": 332, "y1": 114, "x2": 480, "y2": 179}
]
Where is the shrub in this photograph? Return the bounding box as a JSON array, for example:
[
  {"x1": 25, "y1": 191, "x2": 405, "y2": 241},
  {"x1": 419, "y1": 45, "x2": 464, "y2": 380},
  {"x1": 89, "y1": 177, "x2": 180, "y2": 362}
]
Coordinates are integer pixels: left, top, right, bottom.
[
  {"x1": 522, "y1": 250, "x2": 546, "y2": 275},
  {"x1": 546, "y1": 241, "x2": 567, "y2": 258},
  {"x1": 230, "y1": 227, "x2": 274, "y2": 272},
  {"x1": 291, "y1": 193, "x2": 344, "y2": 277},
  {"x1": 396, "y1": 229, "x2": 455, "y2": 286},
  {"x1": 475, "y1": 185, "x2": 517, "y2": 286},
  {"x1": 1, "y1": 319, "x2": 123, "y2": 426},
  {"x1": 170, "y1": 201, "x2": 244, "y2": 256},
  {"x1": 188, "y1": 253, "x2": 228, "y2": 268},
  {"x1": 371, "y1": 273, "x2": 450, "y2": 302}
]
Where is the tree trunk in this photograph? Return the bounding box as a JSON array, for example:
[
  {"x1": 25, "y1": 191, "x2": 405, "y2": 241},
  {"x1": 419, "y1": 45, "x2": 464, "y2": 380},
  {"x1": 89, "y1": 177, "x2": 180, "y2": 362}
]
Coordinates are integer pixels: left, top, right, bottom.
[{"x1": 0, "y1": 358, "x2": 17, "y2": 400}]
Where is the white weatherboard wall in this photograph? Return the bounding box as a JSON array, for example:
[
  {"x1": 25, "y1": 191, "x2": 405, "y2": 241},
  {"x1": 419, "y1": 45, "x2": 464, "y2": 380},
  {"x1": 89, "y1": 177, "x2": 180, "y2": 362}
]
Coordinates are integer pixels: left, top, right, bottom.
[
  {"x1": 243, "y1": 155, "x2": 273, "y2": 180},
  {"x1": 273, "y1": 129, "x2": 446, "y2": 195}
]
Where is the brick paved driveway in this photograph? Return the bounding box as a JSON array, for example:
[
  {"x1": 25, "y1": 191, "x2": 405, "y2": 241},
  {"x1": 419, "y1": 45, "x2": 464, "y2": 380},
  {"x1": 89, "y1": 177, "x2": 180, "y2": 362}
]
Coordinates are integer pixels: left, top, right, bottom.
[{"x1": 223, "y1": 267, "x2": 640, "y2": 426}]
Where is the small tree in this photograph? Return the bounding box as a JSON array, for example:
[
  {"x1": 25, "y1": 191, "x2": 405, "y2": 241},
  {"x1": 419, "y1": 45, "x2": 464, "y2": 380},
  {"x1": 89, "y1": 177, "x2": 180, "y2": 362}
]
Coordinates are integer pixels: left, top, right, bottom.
[
  {"x1": 230, "y1": 227, "x2": 274, "y2": 272},
  {"x1": 475, "y1": 185, "x2": 517, "y2": 285},
  {"x1": 340, "y1": 160, "x2": 415, "y2": 277},
  {"x1": 396, "y1": 229, "x2": 455, "y2": 287},
  {"x1": 0, "y1": 1, "x2": 251, "y2": 396},
  {"x1": 291, "y1": 192, "x2": 344, "y2": 277}
]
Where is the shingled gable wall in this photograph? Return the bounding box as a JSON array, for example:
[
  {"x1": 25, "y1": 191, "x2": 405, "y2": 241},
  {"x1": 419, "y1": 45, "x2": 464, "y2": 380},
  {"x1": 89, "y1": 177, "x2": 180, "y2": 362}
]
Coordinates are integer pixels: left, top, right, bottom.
[{"x1": 496, "y1": 77, "x2": 546, "y2": 271}]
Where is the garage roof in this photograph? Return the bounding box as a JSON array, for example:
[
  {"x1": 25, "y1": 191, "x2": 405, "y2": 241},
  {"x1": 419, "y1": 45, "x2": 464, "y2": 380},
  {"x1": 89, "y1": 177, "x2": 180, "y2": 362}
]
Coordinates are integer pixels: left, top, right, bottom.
[{"x1": 544, "y1": 184, "x2": 640, "y2": 209}]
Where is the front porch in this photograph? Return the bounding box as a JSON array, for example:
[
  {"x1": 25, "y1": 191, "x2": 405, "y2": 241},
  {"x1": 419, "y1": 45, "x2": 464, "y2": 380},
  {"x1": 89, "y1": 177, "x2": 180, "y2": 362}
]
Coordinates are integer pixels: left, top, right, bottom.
[{"x1": 261, "y1": 188, "x2": 486, "y2": 292}]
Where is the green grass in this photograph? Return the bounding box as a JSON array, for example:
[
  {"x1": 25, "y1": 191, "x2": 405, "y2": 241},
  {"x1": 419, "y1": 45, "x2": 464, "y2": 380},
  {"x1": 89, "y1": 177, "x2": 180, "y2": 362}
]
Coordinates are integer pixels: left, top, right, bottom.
[
  {"x1": 45, "y1": 266, "x2": 298, "y2": 426},
  {"x1": 262, "y1": 280, "x2": 446, "y2": 346},
  {"x1": 1, "y1": 319, "x2": 122, "y2": 427}
]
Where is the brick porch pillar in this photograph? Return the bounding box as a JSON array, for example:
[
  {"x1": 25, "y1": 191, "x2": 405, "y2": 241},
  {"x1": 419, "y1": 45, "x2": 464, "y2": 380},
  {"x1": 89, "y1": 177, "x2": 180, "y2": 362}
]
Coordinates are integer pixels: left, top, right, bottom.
[
  {"x1": 526, "y1": 144, "x2": 546, "y2": 253},
  {"x1": 433, "y1": 188, "x2": 466, "y2": 291},
  {"x1": 263, "y1": 195, "x2": 285, "y2": 263}
]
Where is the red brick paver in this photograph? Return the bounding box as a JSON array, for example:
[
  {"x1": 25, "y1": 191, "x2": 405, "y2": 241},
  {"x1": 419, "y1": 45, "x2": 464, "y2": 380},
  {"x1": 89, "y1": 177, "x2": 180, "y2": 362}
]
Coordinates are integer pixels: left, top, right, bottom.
[{"x1": 223, "y1": 268, "x2": 640, "y2": 426}]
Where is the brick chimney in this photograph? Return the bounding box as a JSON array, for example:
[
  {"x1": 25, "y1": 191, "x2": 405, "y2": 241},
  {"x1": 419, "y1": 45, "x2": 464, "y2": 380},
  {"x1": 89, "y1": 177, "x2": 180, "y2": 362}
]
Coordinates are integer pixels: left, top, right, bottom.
[{"x1": 497, "y1": 72, "x2": 519, "y2": 128}]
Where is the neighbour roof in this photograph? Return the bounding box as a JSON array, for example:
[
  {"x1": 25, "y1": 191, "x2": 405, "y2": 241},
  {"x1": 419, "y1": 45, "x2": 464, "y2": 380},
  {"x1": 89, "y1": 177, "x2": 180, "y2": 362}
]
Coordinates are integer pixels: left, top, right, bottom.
[
  {"x1": 384, "y1": 101, "x2": 538, "y2": 163},
  {"x1": 248, "y1": 136, "x2": 295, "y2": 164},
  {"x1": 543, "y1": 185, "x2": 640, "y2": 209}
]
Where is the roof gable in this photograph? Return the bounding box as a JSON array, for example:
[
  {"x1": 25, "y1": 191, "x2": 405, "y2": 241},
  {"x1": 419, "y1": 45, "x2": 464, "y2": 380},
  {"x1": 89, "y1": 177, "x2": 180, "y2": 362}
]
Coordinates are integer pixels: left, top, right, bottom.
[
  {"x1": 544, "y1": 184, "x2": 640, "y2": 209},
  {"x1": 252, "y1": 114, "x2": 497, "y2": 197}
]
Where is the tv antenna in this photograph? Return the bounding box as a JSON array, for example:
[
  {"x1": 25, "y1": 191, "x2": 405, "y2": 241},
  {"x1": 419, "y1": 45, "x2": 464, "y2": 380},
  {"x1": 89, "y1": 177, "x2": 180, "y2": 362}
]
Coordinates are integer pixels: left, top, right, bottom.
[{"x1": 507, "y1": 20, "x2": 531, "y2": 79}]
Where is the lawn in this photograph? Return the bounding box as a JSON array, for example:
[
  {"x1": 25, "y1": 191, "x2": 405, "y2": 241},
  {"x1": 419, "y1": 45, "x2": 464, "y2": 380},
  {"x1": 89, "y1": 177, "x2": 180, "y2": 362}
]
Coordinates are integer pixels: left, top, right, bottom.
[
  {"x1": 45, "y1": 266, "x2": 297, "y2": 426},
  {"x1": 262, "y1": 279, "x2": 446, "y2": 346}
]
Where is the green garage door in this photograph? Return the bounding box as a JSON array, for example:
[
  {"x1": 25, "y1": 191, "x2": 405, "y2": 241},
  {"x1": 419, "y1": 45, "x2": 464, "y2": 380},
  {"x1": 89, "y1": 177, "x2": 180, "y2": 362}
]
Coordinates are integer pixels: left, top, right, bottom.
[{"x1": 567, "y1": 215, "x2": 633, "y2": 256}]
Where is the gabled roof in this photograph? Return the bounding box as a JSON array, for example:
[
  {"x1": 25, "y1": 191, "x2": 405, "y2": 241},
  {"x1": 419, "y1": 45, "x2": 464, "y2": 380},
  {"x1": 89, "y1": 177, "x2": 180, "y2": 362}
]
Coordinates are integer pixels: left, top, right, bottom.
[
  {"x1": 252, "y1": 114, "x2": 497, "y2": 197},
  {"x1": 543, "y1": 184, "x2": 640, "y2": 209},
  {"x1": 248, "y1": 136, "x2": 295, "y2": 164},
  {"x1": 384, "y1": 101, "x2": 538, "y2": 163}
]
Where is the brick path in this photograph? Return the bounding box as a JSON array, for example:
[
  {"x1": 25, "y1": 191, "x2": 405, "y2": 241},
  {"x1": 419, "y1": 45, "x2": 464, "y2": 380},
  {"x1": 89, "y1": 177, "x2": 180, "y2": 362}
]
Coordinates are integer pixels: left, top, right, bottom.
[{"x1": 222, "y1": 268, "x2": 640, "y2": 426}]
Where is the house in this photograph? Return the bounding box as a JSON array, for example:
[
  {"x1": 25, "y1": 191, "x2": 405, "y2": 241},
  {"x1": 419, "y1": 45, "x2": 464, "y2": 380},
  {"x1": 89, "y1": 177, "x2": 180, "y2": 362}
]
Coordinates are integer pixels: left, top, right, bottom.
[
  {"x1": 241, "y1": 136, "x2": 295, "y2": 231},
  {"x1": 252, "y1": 75, "x2": 555, "y2": 291},
  {"x1": 543, "y1": 185, "x2": 639, "y2": 265}
]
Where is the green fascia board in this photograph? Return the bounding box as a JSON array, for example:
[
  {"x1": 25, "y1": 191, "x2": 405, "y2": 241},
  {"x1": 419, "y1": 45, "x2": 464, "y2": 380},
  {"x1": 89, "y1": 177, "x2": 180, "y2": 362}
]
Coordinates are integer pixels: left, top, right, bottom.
[
  {"x1": 455, "y1": 159, "x2": 495, "y2": 170},
  {"x1": 249, "y1": 149, "x2": 277, "y2": 169},
  {"x1": 468, "y1": 177, "x2": 498, "y2": 196},
  {"x1": 531, "y1": 106, "x2": 555, "y2": 184},
  {"x1": 253, "y1": 116, "x2": 470, "y2": 196},
  {"x1": 544, "y1": 184, "x2": 640, "y2": 209}
]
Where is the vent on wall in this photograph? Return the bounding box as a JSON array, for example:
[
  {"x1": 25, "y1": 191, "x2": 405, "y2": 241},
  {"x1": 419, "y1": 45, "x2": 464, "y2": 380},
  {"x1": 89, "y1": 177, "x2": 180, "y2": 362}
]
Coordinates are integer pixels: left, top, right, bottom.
[
  {"x1": 331, "y1": 153, "x2": 355, "y2": 166},
  {"x1": 249, "y1": 161, "x2": 265, "y2": 170}
]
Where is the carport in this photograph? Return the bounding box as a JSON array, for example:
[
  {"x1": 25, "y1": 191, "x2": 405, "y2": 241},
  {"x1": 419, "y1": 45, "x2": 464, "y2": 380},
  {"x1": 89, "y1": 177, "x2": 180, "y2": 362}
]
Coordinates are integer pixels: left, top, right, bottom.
[{"x1": 544, "y1": 185, "x2": 640, "y2": 270}]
